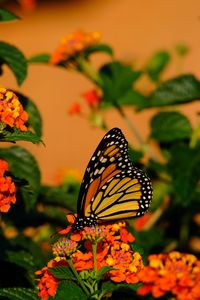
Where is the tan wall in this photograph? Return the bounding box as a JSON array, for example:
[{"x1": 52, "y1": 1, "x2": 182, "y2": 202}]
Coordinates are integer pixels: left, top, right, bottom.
[{"x1": 1, "y1": 0, "x2": 200, "y2": 183}]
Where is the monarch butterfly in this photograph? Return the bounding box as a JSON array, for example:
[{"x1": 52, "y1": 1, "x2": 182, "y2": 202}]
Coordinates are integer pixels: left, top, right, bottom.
[{"x1": 72, "y1": 128, "x2": 152, "y2": 231}]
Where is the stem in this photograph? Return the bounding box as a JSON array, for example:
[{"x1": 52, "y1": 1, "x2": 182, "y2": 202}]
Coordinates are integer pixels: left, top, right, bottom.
[
  {"x1": 115, "y1": 104, "x2": 145, "y2": 145},
  {"x1": 76, "y1": 57, "x2": 103, "y2": 86},
  {"x1": 67, "y1": 258, "x2": 89, "y2": 296},
  {"x1": 114, "y1": 104, "x2": 159, "y2": 161}
]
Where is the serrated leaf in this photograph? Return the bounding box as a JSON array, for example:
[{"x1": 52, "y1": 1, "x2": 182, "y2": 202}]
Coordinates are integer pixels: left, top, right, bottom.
[
  {"x1": 0, "y1": 8, "x2": 19, "y2": 22},
  {"x1": 28, "y1": 53, "x2": 50, "y2": 64},
  {"x1": 146, "y1": 50, "x2": 170, "y2": 82},
  {"x1": 49, "y1": 266, "x2": 76, "y2": 280},
  {"x1": 137, "y1": 74, "x2": 200, "y2": 110},
  {"x1": 5, "y1": 250, "x2": 35, "y2": 270},
  {"x1": 0, "y1": 41, "x2": 27, "y2": 85},
  {"x1": 0, "y1": 128, "x2": 41, "y2": 144},
  {"x1": 84, "y1": 43, "x2": 113, "y2": 58},
  {"x1": 96, "y1": 266, "x2": 115, "y2": 280},
  {"x1": 54, "y1": 281, "x2": 87, "y2": 300},
  {"x1": 150, "y1": 111, "x2": 192, "y2": 142},
  {"x1": 0, "y1": 288, "x2": 38, "y2": 300},
  {"x1": 99, "y1": 61, "x2": 141, "y2": 105},
  {"x1": 17, "y1": 92, "x2": 42, "y2": 138},
  {"x1": 0, "y1": 146, "x2": 40, "y2": 209},
  {"x1": 167, "y1": 143, "x2": 200, "y2": 205}
]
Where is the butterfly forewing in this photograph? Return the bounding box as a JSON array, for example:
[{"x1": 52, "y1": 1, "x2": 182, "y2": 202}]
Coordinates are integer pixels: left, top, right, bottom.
[
  {"x1": 75, "y1": 127, "x2": 152, "y2": 229},
  {"x1": 77, "y1": 128, "x2": 128, "y2": 216}
]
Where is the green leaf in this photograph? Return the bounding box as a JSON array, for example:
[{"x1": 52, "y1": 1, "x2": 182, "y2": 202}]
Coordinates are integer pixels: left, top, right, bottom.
[
  {"x1": 102, "y1": 281, "x2": 141, "y2": 294},
  {"x1": 54, "y1": 281, "x2": 87, "y2": 300},
  {"x1": 128, "y1": 147, "x2": 143, "y2": 164},
  {"x1": 84, "y1": 43, "x2": 113, "y2": 58},
  {"x1": 0, "y1": 128, "x2": 41, "y2": 144},
  {"x1": 96, "y1": 266, "x2": 115, "y2": 280},
  {"x1": 0, "y1": 8, "x2": 19, "y2": 22},
  {"x1": 49, "y1": 266, "x2": 76, "y2": 280},
  {"x1": 0, "y1": 288, "x2": 38, "y2": 300},
  {"x1": 5, "y1": 250, "x2": 35, "y2": 270},
  {"x1": 17, "y1": 92, "x2": 43, "y2": 138},
  {"x1": 150, "y1": 111, "x2": 192, "y2": 142},
  {"x1": 0, "y1": 146, "x2": 41, "y2": 209},
  {"x1": 0, "y1": 41, "x2": 27, "y2": 85},
  {"x1": 39, "y1": 184, "x2": 78, "y2": 212},
  {"x1": 167, "y1": 143, "x2": 200, "y2": 205},
  {"x1": 146, "y1": 50, "x2": 170, "y2": 82},
  {"x1": 99, "y1": 61, "x2": 141, "y2": 105},
  {"x1": 28, "y1": 53, "x2": 50, "y2": 64},
  {"x1": 137, "y1": 74, "x2": 200, "y2": 110}
]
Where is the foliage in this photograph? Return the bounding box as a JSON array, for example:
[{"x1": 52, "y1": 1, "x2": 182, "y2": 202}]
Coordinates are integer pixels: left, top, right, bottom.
[{"x1": 0, "y1": 6, "x2": 199, "y2": 300}]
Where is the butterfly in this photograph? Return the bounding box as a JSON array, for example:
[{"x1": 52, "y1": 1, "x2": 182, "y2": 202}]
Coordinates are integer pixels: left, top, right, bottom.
[{"x1": 72, "y1": 127, "x2": 152, "y2": 231}]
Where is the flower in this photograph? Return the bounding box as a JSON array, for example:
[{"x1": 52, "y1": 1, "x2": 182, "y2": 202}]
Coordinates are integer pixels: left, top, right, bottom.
[
  {"x1": 137, "y1": 251, "x2": 200, "y2": 300},
  {"x1": 51, "y1": 31, "x2": 101, "y2": 65},
  {"x1": 82, "y1": 90, "x2": 101, "y2": 107},
  {"x1": 52, "y1": 238, "x2": 77, "y2": 257},
  {"x1": 134, "y1": 212, "x2": 152, "y2": 231},
  {"x1": 35, "y1": 258, "x2": 67, "y2": 300},
  {"x1": 68, "y1": 103, "x2": 81, "y2": 115},
  {"x1": 82, "y1": 226, "x2": 107, "y2": 243},
  {"x1": 0, "y1": 159, "x2": 16, "y2": 213},
  {"x1": 36, "y1": 220, "x2": 145, "y2": 299},
  {"x1": 0, "y1": 87, "x2": 28, "y2": 131}
]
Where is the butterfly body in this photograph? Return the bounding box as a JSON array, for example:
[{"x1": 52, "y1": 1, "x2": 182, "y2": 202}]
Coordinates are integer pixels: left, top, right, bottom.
[{"x1": 72, "y1": 128, "x2": 152, "y2": 231}]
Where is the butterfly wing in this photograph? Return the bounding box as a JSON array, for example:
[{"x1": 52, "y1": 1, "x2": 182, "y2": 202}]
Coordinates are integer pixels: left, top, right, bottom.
[{"x1": 76, "y1": 128, "x2": 152, "y2": 227}]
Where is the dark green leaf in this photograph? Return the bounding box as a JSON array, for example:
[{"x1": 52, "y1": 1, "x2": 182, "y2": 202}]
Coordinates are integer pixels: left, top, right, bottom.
[
  {"x1": 5, "y1": 250, "x2": 35, "y2": 270},
  {"x1": 0, "y1": 146, "x2": 41, "y2": 209},
  {"x1": 96, "y1": 266, "x2": 115, "y2": 280},
  {"x1": 84, "y1": 43, "x2": 113, "y2": 58},
  {"x1": 39, "y1": 184, "x2": 78, "y2": 212},
  {"x1": 99, "y1": 61, "x2": 141, "y2": 105},
  {"x1": 49, "y1": 266, "x2": 76, "y2": 280},
  {"x1": 54, "y1": 281, "x2": 87, "y2": 300},
  {"x1": 28, "y1": 53, "x2": 50, "y2": 64},
  {"x1": 146, "y1": 50, "x2": 170, "y2": 82},
  {"x1": 167, "y1": 143, "x2": 200, "y2": 205},
  {"x1": 102, "y1": 281, "x2": 141, "y2": 294},
  {"x1": 128, "y1": 147, "x2": 143, "y2": 164},
  {"x1": 0, "y1": 41, "x2": 27, "y2": 85},
  {"x1": 137, "y1": 74, "x2": 200, "y2": 110},
  {"x1": 150, "y1": 111, "x2": 192, "y2": 142},
  {"x1": 17, "y1": 92, "x2": 43, "y2": 138},
  {"x1": 0, "y1": 288, "x2": 38, "y2": 300},
  {"x1": 0, "y1": 128, "x2": 41, "y2": 144},
  {"x1": 0, "y1": 8, "x2": 19, "y2": 22}
]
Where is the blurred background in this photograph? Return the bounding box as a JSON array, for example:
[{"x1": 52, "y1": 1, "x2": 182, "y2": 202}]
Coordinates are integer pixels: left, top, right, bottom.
[{"x1": 1, "y1": 0, "x2": 200, "y2": 184}]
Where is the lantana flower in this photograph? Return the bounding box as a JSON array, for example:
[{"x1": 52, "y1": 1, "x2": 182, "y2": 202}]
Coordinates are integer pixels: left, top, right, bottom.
[
  {"x1": 36, "y1": 219, "x2": 143, "y2": 299},
  {"x1": 0, "y1": 87, "x2": 28, "y2": 131},
  {"x1": 137, "y1": 251, "x2": 200, "y2": 300},
  {"x1": 0, "y1": 159, "x2": 16, "y2": 213},
  {"x1": 51, "y1": 30, "x2": 101, "y2": 65}
]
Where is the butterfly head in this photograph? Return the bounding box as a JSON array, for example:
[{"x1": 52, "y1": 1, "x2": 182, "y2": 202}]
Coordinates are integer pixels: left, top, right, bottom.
[{"x1": 72, "y1": 215, "x2": 98, "y2": 231}]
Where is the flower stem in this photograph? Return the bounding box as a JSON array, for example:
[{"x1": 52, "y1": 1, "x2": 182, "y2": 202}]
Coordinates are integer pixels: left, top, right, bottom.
[
  {"x1": 67, "y1": 258, "x2": 89, "y2": 296},
  {"x1": 76, "y1": 57, "x2": 103, "y2": 86}
]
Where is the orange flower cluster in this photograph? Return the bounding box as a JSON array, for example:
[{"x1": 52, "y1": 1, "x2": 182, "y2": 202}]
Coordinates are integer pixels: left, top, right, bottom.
[
  {"x1": 35, "y1": 258, "x2": 67, "y2": 300},
  {"x1": 51, "y1": 31, "x2": 101, "y2": 65},
  {"x1": 0, "y1": 159, "x2": 16, "y2": 213},
  {"x1": 36, "y1": 220, "x2": 144, "y2": 299},
  {"x1": 0, "y1": 87, "x2": 28, "y2": 131},
  {"x1": 137, "y1": 251, "x2": 200, "y2": 300}
]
